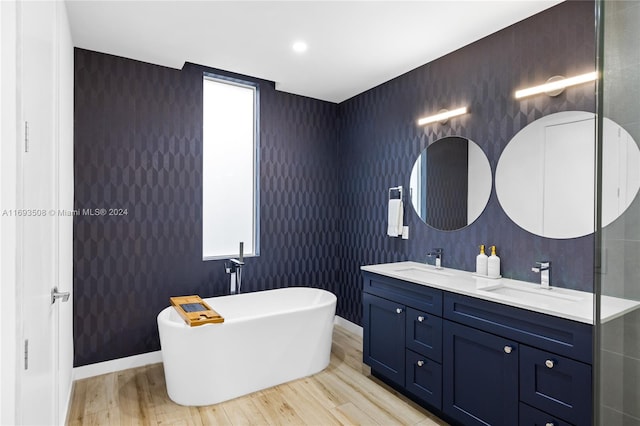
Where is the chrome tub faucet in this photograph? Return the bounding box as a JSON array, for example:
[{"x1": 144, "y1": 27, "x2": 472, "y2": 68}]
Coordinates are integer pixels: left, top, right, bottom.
[{"x1": 225, "y1": 242, "x2": 245, "y2": 294}]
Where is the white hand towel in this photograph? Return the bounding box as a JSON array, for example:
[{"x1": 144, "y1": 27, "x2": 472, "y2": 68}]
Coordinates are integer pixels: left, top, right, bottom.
[{"x1": 387, "y1": 199, "x2": 403, "y2": 237}]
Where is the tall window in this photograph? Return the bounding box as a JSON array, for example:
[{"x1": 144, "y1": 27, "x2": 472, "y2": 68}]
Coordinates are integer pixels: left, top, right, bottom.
[{"x1": 202, "y1": 75, "x2": 259, "y2": 260}]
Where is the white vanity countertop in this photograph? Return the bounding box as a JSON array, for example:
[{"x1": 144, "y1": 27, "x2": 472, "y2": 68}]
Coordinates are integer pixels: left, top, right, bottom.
[{"x1": 361, "y1": 261, "x2": 640, "y2": 325}]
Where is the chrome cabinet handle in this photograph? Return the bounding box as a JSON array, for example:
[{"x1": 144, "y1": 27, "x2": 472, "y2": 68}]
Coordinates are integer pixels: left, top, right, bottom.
[
  {"x1": 417, "y1": 360, "x2": 424, "y2": 367},
  {"x1": 51, "y1": 287, "x2": 70, "y2": 304},
  {"x1": 545, "y1": 422, "x2": 555, "y2": 426},
  {"x1": 396, "y1": 308, "x2": 403, "y2": 314},
  {"x1": 545, "y1": 359, "x2": 555, "y2": 369},
  {"x1": 417, "y1": 315, "x2": 425, "y2": 322},
  {"x1": 504, "y1": 345, "x2": 513, "y2": 354}
]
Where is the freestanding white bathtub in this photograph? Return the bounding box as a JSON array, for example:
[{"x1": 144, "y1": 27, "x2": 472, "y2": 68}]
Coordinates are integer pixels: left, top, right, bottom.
[{"x1": 157, "y1": 287, "x2": 337, "y2": 406}]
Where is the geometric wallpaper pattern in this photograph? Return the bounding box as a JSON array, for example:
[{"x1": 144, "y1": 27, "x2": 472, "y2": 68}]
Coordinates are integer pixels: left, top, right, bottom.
[
  {"x1": 425, "y1": 136, "x2": 468, "y2": 231},
  {"x1": 335, "y1": 1, "x2": 596, "y2": 324},
  {"x1": 74, "y1": 52, "x2": 338, "y2": 366},
  {"x1": 74, "y1": 1, "x2": 595, "y2": 365},
  {"x1": 74, "y1": 52, "x2": 204, "y2": 366}
]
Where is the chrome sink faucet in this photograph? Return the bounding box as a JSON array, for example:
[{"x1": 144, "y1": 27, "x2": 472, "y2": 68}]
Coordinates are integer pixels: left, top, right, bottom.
[
  {"x1": 532, "y1": 261, "x2": 551, "y2": 289},
  {"x1": 427, "y1": 248, "x2": 443, "y2": 269}
]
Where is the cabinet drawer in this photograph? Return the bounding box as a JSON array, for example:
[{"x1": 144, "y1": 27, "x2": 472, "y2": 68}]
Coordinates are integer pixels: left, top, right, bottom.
[
  {"x1": 363, "y1": 272, "x2": 442, "y2": 315},
  {"x1": 520, "y1": 346, "x2": 592, "y2": 426},
  {"x1": 519, "y1": 403, "x2": 575, "y2": 426},
  {"x1": 405, "y1": 349, "x2": 442, "y2": 410},
  {"x1": 444, "y1": 293, "x2": 592, "y2": 363},
  {"x1": 406, "y1": 307, "x2": 442, "y2": 362}
]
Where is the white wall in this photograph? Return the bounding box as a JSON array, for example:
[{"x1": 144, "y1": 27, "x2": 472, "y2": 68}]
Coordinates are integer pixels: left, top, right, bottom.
[{"x1": 0, "y1": 1, "x2": 19, "y2": 424}]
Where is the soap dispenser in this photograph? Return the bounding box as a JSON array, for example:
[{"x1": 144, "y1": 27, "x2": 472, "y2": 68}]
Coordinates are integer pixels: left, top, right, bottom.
[
  {"x1": 476, "y1": 245, "x2": 488, "y2": 276},
  {"x1": 487, "y1": 245, "x2": 501, "y2": 278}
]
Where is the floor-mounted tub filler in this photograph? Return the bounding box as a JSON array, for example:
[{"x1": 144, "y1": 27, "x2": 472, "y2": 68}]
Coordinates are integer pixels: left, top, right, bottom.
[{"x1": 157, "y1": 287, "x2": 337, "y2": 406}]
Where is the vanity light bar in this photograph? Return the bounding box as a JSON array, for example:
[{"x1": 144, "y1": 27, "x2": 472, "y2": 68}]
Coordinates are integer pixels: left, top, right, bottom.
[
  {"x1": 514, "y1": 71, "x2": 598, "y2": 99},
  {"x1": 417, "y1": 107, "x2": 468, "y2": 126}
]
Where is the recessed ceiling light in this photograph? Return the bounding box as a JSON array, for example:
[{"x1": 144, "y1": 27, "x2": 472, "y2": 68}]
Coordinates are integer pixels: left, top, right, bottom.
[{"x1": 292, "y1": 41, "x2": 308, "y2": 53}]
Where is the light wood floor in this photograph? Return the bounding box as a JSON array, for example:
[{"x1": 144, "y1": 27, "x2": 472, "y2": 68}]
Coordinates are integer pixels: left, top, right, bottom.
[{"x1": 67, "y1": 325, "x2": 449, "y2": 425}]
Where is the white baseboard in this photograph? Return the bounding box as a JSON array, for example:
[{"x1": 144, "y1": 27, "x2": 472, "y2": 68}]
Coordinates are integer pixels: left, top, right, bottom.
[
  {"x1": 72, "y1": 316, "x2": 361, "y2": 381},
  {"x1": 334, "y1": 315, "x2": 363, "y2": 338},
  {"x1": 72, "y1": 350, "x2": 162, "y2": 381}
]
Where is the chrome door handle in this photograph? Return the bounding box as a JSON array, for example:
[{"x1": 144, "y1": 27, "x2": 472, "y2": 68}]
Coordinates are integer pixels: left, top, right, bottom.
[
  {"x1": 396, "y1": 308, "x2": 403, "y2": 314},
  {"x1": 417, "y1": 360, "x2": 425, "y2": 367},
  {"x1": 545, "y1": 359, "x2": 555, "y2": 369},
  {"x1": 417, "y1": 315, "x2": 425, "y2": 322},
  {"x1": 504, "y1": 345, "x2": 513, "y2": 354},
  {"x1": 51, "y1": 287, "x2": 70, "y2": 304}
]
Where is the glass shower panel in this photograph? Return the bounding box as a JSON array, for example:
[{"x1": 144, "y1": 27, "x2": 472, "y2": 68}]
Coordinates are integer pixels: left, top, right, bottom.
[{"x1": 598, "y1": 1, "x2": 640, "y2": 425}]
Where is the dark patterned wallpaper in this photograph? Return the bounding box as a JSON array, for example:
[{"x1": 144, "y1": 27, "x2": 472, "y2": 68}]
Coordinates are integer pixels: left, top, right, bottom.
[
  {"x1": 74, "y1": 51, "x2": 338, "y2": 366},
  {"x1": 74, "y1": 1, "x2": 596, "y2": 364},
  {"x1": 336, "y1": 1, "x2": 596, "y2": 324},
  {"x1": 425, "y1": 137, "x2": 468, "y2": 230}
]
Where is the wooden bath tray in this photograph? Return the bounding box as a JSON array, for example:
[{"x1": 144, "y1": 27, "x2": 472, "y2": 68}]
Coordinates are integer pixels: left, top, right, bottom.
[{"x1": 170, "y1": 295, "x2": 224, "y2": 326}]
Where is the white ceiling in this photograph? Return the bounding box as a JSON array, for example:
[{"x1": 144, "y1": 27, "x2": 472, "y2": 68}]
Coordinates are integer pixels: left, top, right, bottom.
[{"x1": 65, "y1": 0, "x2": 563, "y2": 103}]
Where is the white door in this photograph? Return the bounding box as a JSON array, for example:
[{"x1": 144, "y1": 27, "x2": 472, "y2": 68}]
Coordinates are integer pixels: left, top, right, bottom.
[
  {"x1": 542, "y1": 118, "x2": 595, "y2": 238},
  {"x1": 19, "y1": 1, "x2": 63, "y2": 424}
]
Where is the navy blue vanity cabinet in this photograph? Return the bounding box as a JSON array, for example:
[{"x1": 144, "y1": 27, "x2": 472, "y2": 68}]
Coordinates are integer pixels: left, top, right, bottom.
[
  {"x1": 362, "y1": 272, "x2": 444, "y2": 408},
  {"x1": 405, "y1": 348, "x2": 442, "y2": 409},
  {"x1": 403, "y1": 307, "x2": 444, "y2": 408},
  {"x1": 442, "y1": 319, "x2": 519, "y2": 426},
  {"x1": 362, "y1": 272, "x2": 443, "y2": 315},
  {"x1": 362, "y1": 271, "x2": 593, "y2": 425},
  {"x1": 406, "y1": 307, "x2": 442, "y2": 363},
  {"x1": 443, "y1": 293, "x2": 592, "y2": 364},
  {"x1": 362, "y1": 292, "x2": 406, "y2": 386},
  {"x1": 520, "y1": 345, "x2": 591, "y2": 425},
  {"x1": 519, "y1": 403, "x2": 575, "y2": 426},
  {"x1": 444, "y1": 292, "x2": 593, "y2": 426}
]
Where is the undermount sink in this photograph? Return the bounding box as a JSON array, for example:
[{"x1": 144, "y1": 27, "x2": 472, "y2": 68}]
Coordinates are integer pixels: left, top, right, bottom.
[
  {"x1": 392, "y1": 266, "x2": 453, "y2": 280},
  {"x1": 479, "y1": 283, "x2": 583, "y2": 303}
]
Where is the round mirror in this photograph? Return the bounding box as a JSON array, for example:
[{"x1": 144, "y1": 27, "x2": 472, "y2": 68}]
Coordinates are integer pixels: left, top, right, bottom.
[
  {"x1": 495, "y1": 111, "x2": 640, "y2": 239},
  {"x1": 409, "y1": 136, "x2": 492, "y2": 231}
]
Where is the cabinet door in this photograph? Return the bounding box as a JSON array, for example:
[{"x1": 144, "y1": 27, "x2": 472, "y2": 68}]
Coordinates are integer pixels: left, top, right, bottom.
[
  {"x1": 406, "y1": 349, "x2": 442, "y2": 410},
  {"x1": 406, "y1": 307, "x2": 442, "y2": 363},
  {"x1": 520, "y1": 345, "x2": 591, "y2": 426},
  {"x1": 363, "y1": 293, "x2": 406, "y2": 386},
  {"x1": 443, "y1": 320, "x2": 518, "y2": 426}
]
